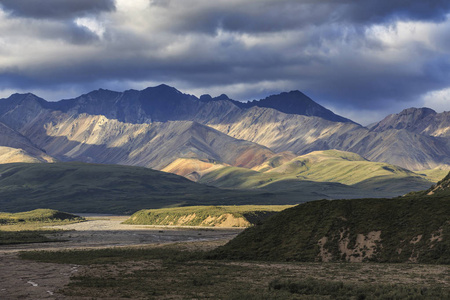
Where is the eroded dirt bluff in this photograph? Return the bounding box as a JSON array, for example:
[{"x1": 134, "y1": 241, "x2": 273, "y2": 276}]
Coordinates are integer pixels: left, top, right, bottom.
[{"x1": 212, "y1": 198, "x2": 450, "y2": 263}]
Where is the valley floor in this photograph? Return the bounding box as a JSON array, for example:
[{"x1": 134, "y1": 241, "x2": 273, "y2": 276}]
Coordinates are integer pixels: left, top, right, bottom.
[
  {"x1": 0, "y1": 216, "x2": 242, "y2": 299},
  {"x1": 0, "y1": 216, "x2": 243, "y2": 252},
  {"x1": 0, "y1": 217, "x2": 449, "y2": 299}
]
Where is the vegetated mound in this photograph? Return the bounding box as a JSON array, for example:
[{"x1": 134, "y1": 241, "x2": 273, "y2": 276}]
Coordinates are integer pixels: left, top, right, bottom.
[
  {"x1": 211, "y1": 197, "x2": 450, "y2": 264},
  {"x1": 123, "y1": 205, "x2": 293, "y2": 227},
  {"x1": 0, "y1": 209, "x2": 82, "y2": 224}
]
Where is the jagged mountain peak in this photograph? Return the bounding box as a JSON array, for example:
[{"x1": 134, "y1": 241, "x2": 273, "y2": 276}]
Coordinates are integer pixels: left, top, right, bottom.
[
  {"x1": 85, "y1": 88, "x2": 121, "y2": 97},
  {"x1": 3, "y1": 92, "x2": 47, "y2": 104},
  {"x1": 199, "y1": 93, "x2": 231, "y2": 103},
  {"x1": 199, "y1": 94, "x2": 213, "y2": 102},
  {"x1": 0, "y1": 92, "x2": 51, "y2": 120},
  {"x1": 214, "y1": 94, "x2": 230, "y2": 101},
  {"x1": 142, "y1": 84, "x2": 182, "y2": 94},
  {"x1": 399, "y1": 107, "x2": 436, "y2": 116},
  {"x1": 370, "y1": 107, "x2": 439, "y2": 133},
  {"x1": 139, "y1": 85, "x2": 197, "y2": 104},
  {"x1": 236, "y1": 90, "x2": 354, "y2": 123},
  {"x1": 0, "y1": 85, "x2": 355, "y2": 124}
]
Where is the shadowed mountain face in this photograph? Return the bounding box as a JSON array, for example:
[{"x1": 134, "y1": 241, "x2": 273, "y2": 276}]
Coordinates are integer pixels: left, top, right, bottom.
[
  {"x1": 0, "y1": 85, "x2": 449, "y2": 171},
  {"x1": 236, "y1": 91, "x2": 354, "y2": 123},
  {"x1": 43, "y1": 85, "x2": 353, "y2": 125},
  {"x1": 370, "y1": 107, "x2": 450, "y2": 138},
  {"x1": 51, "y1": 85, "x2": 201, "y2": 123}
]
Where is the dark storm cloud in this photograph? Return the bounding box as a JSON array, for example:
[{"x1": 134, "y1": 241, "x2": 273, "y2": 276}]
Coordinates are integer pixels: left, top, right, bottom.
[
  {"x1": 342, "y1": 0, "x2": 450, "y2": 24},
  {"x1": 1, "y1": 0, "x2": 450, "y2": 124},
  {"x1": 309, "y1": 58, "x2": 450, "y2": 111},
  {"x1": 0, "y1": 0, "x2": 115, "y2": 19},
  {"x1": 161, "y1": 0, "x2": 450, "y2": 35}
]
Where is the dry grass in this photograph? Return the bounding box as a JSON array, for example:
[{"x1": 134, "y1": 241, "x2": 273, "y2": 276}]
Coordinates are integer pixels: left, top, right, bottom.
[{"x1": 20, "y1": 240, "x2": 450, "y2": 299}]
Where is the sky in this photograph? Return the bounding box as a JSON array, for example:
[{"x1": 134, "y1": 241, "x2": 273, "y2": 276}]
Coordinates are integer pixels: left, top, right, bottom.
[{"x1": 0, "y1": 0, "x2": 449, "y2": 125}]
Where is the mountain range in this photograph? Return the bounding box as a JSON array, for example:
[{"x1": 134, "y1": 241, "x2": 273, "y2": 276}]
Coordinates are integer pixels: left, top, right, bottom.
[{"x1": 0, "y1": 84, "x2": 449, "y2": 202}]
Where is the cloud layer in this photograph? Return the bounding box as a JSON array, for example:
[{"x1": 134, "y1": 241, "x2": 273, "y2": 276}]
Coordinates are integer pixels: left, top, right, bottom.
[
  {"x1": 0, "y1": 0, "x2": 115, "y2": 19},
  {"x1": 0, "y1": 0, "x2": 449, "y2": 124}
]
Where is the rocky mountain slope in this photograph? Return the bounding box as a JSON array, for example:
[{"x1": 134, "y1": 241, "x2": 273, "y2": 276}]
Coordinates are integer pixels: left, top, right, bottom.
[
  {"x1": 0, "y1": 94, "x2": 275, "y2": 169},
  {"x1": 0, "y1": 85, "x2": 449, "y2": 172},
  {"x1": 370, "y1": 107, "x2": 450, "y2": 137},
  {"x1": 216, "y1": 90, "x2": 354, "y2": 123},
  {"x1": 203, "y1": 106, "x2": 450, "y2": 171},
  {"x1": 0, "y1": 120, "x2": 55, "y2": 163},
  {"x1": 0, "y1": 146, "x2": 48, "y2": 164}
]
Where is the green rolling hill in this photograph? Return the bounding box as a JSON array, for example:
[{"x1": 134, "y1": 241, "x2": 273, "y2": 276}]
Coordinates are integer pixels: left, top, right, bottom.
[
  {"x1": 0, "y1": 157, "x2": 443, "y2": 215},
  {"x1": 0, "y1": 162, "x2": 315, "y2": 214},
  {"x1": 199, "y1": 150, "x2": 435, "y2": 197},
  {"x1": 0, "y1": 162, "x2": 271, "y2": 214}
]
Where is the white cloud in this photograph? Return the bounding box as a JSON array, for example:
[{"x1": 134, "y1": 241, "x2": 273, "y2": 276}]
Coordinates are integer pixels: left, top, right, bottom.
[
  {"x1": 115, "y1": 0, "x2": 149, "y2": 12},
  {"x1": 75, "y1": 17, "x2": 105, "y2": 38},
  {"x1": 422, "y1": 88, "x2": 450, "y2": 112}
]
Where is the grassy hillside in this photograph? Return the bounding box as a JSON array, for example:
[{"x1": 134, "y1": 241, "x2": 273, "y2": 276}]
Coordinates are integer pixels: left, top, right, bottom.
[
  {"x1": 199, "y1": 150, "x2": 434, "y2": 197},
  {"x1": 0, "y1": 162, "x2": 305, "y2": 214},
  {"x1": 211, "y1": 196, "x2": 450, "y2": 264},
  {"x1": 0, "y1": 209, "x2": 83, "y2": 245},
  {"x1": 416, "y1": 167, "x2": 450, "y2": 182},
  {"x1": 124, "y1": 205, "x2": 293, "y2": 227},
  {"x1": 0, "y1": 208, "x2": 82, "y2": 225}
]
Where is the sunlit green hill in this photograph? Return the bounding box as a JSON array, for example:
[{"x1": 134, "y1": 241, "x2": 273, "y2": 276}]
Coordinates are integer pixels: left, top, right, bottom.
[{"x1": 199, "y1": 150, "x2": 434, "y2": 197}]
